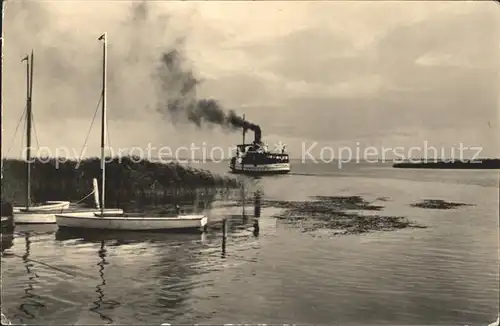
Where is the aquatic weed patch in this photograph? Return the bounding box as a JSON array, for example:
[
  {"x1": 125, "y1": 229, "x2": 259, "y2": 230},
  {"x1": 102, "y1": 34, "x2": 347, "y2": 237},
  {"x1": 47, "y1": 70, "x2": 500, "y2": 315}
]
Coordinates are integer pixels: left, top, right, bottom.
[
  {"x1": 261, "y1": 196, "x2": 385, "y2": 212},
  {"x1": 266, "y1": 196, "x2": 425, "y2": 235},
  {"x1": 312, "y1": 196, "x2": 385, "y2": 211},
  {"x1": 411, "y1": 199, "x2": 473, "y2": 210}
]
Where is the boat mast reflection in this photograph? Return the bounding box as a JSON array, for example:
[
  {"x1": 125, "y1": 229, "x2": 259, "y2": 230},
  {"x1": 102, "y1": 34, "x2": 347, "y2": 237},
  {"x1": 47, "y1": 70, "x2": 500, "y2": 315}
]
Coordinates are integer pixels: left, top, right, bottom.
[
  {"x1": 17, "y1": 233, "x2": 46, "y2": 321},
  {"x1": 89, "y1": 240, "x2": 119, "y2": 324}
]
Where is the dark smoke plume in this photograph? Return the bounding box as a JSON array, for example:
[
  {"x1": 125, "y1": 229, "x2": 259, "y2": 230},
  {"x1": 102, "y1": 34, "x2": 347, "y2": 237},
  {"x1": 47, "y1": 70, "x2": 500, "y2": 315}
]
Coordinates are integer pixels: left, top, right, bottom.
[
  {"x1": 5, "y1": 0, "x2": 262, "y2": 145},
  {"x1": 154, "y1": 23, "x2": 262, "y2": 142}
]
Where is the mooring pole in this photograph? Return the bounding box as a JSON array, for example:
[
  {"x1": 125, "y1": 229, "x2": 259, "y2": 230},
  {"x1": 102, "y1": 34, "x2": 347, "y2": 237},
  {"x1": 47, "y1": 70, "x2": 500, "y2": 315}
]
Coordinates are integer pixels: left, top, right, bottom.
[
  {"x1": 242, "y1": 114, "x2": 246, "y2": 145},
  {"x1": 253, "y1": 190, "x2": 260, "y2": 237},
  {"x1": 221, "y1": 218, "x2": 228, "y2": 258}
]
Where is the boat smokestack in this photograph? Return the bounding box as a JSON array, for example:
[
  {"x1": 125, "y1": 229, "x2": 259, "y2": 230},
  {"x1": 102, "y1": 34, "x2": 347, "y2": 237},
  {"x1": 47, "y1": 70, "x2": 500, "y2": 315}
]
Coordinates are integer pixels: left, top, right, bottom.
[
  {"x1": 242, "y1": 114, "x2": 246, "y2": 145},
  {"x1": 253, "y1": 125, "x2": 261, "y2": 143}
]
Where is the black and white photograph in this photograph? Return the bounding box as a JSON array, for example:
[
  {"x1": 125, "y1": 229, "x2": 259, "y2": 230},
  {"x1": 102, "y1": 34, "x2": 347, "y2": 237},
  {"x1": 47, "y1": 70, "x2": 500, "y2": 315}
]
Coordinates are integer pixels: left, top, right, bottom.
[{"x1": 0, "y1": 0, "x2": 499, "y2": 325}]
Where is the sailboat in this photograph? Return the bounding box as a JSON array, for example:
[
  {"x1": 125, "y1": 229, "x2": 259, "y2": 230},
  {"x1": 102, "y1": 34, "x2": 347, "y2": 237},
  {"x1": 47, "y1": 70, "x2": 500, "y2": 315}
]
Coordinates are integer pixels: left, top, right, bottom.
[
  {"x1": 13, "y1": 51, "x2": 70, "y2": 224},
  {"x1": 55, "y1": 33, "x2": 207, "y2": 232}
]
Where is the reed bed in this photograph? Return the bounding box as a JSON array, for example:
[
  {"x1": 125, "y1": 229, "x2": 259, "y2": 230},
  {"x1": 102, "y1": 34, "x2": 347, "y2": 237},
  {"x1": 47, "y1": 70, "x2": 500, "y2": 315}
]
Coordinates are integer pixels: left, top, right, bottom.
[{"x1": 1, "y1": 156, "x2": 241, "y2": 208}]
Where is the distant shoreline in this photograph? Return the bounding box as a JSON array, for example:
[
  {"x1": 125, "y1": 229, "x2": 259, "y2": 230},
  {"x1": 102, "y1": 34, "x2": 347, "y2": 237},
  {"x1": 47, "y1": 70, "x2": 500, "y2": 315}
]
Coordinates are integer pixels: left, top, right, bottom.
[
  {"x1": 392, "y1": 159, "x2": 500, "y2": 169},
  {"x1": 4, "y1": 156, "x2": 500, "y2": 167}
]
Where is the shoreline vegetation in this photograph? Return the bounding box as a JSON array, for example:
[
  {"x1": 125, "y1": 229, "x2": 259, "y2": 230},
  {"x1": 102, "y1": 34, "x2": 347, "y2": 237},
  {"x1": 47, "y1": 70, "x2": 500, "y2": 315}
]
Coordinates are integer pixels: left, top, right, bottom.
[
  {"x1": 1, "y1": 156, "x2": 241, "y2": 210},
  {"x1": 392, "y1": 158, "x2": 500, "y2": 169}
]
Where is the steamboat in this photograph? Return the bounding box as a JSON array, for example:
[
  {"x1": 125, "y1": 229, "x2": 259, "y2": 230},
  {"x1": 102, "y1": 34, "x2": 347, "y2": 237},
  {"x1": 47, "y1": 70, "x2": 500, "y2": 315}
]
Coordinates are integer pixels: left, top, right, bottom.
[{"x1": 229, "y1": 117, "x2": 291, "y2": 175}]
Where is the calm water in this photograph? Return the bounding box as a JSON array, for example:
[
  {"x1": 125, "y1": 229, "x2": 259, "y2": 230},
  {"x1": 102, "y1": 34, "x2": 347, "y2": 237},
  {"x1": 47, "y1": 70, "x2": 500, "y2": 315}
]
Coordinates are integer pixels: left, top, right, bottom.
[{"x1": 1, "y1": 161, "x2": 499, "y2": 325}]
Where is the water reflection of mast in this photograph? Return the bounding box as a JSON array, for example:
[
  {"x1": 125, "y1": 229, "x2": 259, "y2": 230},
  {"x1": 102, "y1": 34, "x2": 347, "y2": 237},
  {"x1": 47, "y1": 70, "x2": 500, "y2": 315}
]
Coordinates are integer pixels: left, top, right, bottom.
[
  {"x1": 18, "y1": 233, "x2": 46, "y2": 320},
  {"x1": 89, "y1": 240, "x2": 119, "y2": 324}
]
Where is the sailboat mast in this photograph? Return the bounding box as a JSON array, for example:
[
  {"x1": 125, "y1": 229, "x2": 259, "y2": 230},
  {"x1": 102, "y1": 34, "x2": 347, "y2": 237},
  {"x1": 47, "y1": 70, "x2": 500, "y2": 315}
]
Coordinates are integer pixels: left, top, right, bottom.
[
  {"x1": 0, "y1": 0, "x2": 4, "y2": 181},
  {"x1": 30, "y1": 51, "x2": 34, "y2": 102},
  {"x1": 99, "y1": 33, "x2": 107, "y2": 214},
  {"x1": 25, "y1": 53, "x2": 32, "y2": 208}
]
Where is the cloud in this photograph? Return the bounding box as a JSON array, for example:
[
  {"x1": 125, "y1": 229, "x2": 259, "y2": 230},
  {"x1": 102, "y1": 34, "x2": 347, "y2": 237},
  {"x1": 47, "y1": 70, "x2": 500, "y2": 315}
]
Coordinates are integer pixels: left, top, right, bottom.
[
  {"x1": 3, "y1": 1, "x2": 498, "y2": 158},
  {"x1": 415, "y1": 53, "x2": 473, "y2": 68}
]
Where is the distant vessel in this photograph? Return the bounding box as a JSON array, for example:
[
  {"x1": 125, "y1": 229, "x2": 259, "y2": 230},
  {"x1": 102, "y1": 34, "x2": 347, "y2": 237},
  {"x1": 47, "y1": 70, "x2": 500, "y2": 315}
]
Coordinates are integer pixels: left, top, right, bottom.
[{"x1": 229, "y1": 116, "x2": 290, "y2": 175}]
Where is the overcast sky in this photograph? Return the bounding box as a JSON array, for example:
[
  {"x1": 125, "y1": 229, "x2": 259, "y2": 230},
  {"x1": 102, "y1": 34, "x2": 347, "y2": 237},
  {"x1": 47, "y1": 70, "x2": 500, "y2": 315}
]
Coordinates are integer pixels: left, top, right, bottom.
[{"x1": 3, "y1": 1, "x2": 499, "y2": 159}]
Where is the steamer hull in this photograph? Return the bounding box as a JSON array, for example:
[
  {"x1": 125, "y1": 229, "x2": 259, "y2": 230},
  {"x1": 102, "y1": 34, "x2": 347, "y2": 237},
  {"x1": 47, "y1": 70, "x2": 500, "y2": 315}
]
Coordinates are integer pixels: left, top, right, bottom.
[
  {"x1": 230, "y1": 162, "x2": 291, "y2": 175},
  {"x1": 229, "y1": 143, "x2": 291, "y2": 176}
]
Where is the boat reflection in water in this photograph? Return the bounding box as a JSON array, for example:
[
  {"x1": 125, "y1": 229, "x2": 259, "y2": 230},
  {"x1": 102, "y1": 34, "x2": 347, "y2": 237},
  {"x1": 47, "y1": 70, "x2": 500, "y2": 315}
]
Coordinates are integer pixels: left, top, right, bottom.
[
  {"x1": 54, "y1": 227, "x2": 206, "y2": 324},
  {"x1": 55, "y1": 228, "x2": 206, "y2": 245},
  {"x1": 16, "y1": 233, "x2": 46, "y2": 322},
  {"x1": 52, "y1": 233, "x2": 125, "y2": 324},
  {"x1": 89, "y1": 241, "x2": 120, "y2": 324}
]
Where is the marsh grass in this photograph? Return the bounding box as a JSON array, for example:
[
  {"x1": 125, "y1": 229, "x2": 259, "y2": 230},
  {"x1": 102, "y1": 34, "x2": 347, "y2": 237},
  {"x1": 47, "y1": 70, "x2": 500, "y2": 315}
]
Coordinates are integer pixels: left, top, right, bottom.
[{"x1": 1, "y1": 156, "x2": 240, "y2": 208}]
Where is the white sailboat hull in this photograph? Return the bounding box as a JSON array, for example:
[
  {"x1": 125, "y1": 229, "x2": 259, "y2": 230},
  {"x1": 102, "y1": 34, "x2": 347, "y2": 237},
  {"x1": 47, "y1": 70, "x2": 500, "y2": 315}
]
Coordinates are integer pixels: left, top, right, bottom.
[
  {"x1": 55, "y1": 211, "x2": 208, "y2": 231},
  {"x1": 13, "y1": 201, "x2": 70, "y2": 213},
  {"x1": 14, "y1": 208, "x2": 122, "y2": 224},
  {"x1": 14, "y1": 212, "x2": 58, "y2": 224}
]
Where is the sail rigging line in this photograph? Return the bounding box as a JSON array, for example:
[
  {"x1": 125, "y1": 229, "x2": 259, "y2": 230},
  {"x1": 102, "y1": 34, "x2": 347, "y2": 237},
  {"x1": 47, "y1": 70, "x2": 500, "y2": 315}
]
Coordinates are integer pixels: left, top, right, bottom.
[
  {"x1": 9, "y1": 253, "x2": 76, "y2": 278},
  {"x1": 30, "y1": 109, "x2": 40, "y2": 149},
  {"x1": 77, "y1": 93, "x2": 102, "y2": 162},
  {"x1": 74, "y1": 188, "x2": 97, "y2": 204},
  {"x1": 106, "y1": 105, "x2": 111, "y2": 148},
  {"x1": 5, "y1": 103, "x2": 27, "y2": 157},
  {"x1": 20, "y1": 109, "x2": 26, "y2": 157}
]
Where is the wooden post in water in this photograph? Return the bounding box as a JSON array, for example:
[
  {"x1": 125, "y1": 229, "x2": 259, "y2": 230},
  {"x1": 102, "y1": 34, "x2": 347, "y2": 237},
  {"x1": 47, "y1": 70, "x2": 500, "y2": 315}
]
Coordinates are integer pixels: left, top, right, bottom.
[
  {"x1": 254, "y1": 190, "x2": 261, "y2": 218},
  {"x1": 241, "y1": 182, "x2": 246, "y2": 221},
  {"x1": 221, "y1": 218, "x2": 227, "y2": 258},
  {"x1": 242, "y1": 114, "x2": 246, "y2": 172},
  {"x1": 253, "y1": 190, "x2": 260, "y2": 237}
]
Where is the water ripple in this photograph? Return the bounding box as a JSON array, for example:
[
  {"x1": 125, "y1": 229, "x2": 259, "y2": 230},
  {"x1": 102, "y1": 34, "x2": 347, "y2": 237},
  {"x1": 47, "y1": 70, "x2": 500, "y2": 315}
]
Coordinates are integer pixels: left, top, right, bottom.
[{"x1": 1, "y1": 169, "x2": 498, "y2": 324}]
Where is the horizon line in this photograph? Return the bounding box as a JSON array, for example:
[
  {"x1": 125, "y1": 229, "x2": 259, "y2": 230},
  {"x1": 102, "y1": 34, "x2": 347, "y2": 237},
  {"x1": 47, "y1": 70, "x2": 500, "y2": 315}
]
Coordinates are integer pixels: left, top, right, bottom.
[{"x1": 2, "y1": 156, "x2": 499, "y2": 162}]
